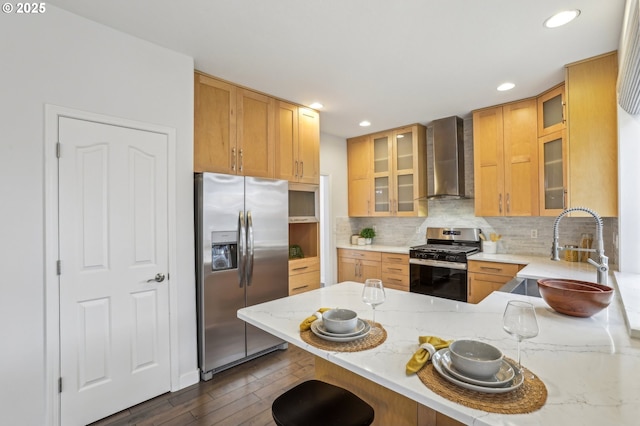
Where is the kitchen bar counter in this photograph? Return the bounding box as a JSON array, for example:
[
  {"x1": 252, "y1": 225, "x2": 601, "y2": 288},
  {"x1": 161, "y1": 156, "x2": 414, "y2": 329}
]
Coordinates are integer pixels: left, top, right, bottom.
[
  {"x1": 470, "y1": 253, "x2": 640, "y2": 339},
  {"x1": 238, "y1": 280, "x2": 640, "y2": 425}
]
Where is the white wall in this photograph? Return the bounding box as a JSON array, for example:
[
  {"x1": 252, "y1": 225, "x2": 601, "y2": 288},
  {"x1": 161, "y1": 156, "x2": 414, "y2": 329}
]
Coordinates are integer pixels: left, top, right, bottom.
[
  {"x1": 0, "y1": 7, "x2": 196, "y2": 425},
  {"x1": 617, "y1": 0, "x2": 640, "y2": 273},
  {"x1": 319, "y1": 132, "x2": 348, "y2": 284},
  {"x1": 617, "y1": 108, "x2": 640, "y2": 272}
]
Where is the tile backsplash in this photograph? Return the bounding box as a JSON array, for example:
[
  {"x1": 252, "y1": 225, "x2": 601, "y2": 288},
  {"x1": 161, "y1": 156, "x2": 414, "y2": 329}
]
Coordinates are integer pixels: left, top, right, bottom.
[{"x1": 337, "y1": 198, "x2": 618, "y2": 268}]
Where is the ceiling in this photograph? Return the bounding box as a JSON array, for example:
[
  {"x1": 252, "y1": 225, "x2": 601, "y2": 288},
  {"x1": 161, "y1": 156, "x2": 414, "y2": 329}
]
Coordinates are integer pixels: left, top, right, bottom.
[{"x1": 48, "y1": 0, "x2": 626, "y2": 138}]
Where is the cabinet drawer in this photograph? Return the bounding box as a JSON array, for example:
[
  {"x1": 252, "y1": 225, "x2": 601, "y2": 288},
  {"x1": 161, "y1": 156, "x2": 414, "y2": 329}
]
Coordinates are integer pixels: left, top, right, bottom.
[
  {"x1": 289, "y1": 270, "x2": 321, "y2": 295},
  {"x1": 467, "y1": 260, "x2": 522, "y2": 277},
  {"x1": 381, "y1": 252, "x2": 409, "y2": 264},
  {"x1": 289, "y1": 257, "x2": 320, "y2": 276},
  {"x1": 382, "y1": 272, "x2": 409, "y2": 291},
  {"x1": 337, "y1": 248, "x2": 381, "y2": 262},
  {"x1": 381, "y1": 262, "x2": 409, "y2": 276}
]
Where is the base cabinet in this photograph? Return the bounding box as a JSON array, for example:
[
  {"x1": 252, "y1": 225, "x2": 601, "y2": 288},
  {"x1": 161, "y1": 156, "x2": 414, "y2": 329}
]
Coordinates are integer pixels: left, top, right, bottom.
[
  {"x1": 315, "y1": 357, "x2": 463, "y2": 426},
  {"x1": 289, "y1": 257, "x2": 320, "y2": 296},
  {"x1": 337, "y1": 249, "x2": 381, "y2": 283},
  {"x1": 467, "y1": 260, "x2": 524, "y2": 304},
  {"x1": 381, "y1": 253, "x2": 409, "y2": 291},
  {"x1": 338, "y1": 249, "x2": 409, "y2": 289}
]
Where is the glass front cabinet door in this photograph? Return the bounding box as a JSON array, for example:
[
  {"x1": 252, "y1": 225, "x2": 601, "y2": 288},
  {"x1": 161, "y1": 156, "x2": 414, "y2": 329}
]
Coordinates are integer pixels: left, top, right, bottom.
[
  {"x1": 373, "y1": 133, "x2": 391, "y2": 214},
  {"x1": 538, "y1": 129, "x2": 567, "y2": 216},
  {"x1": 394, "y1": 129, "x2": 418, "y2": 215},
  {"x1": 537, "y1": 84, "x2": 565, "y2": 137}
]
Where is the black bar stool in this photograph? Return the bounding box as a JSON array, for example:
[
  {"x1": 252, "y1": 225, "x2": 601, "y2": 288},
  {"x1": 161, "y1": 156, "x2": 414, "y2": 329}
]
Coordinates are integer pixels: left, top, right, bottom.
[{"x1": 272, "y1": 379, "x2": 375, "y2": 426}]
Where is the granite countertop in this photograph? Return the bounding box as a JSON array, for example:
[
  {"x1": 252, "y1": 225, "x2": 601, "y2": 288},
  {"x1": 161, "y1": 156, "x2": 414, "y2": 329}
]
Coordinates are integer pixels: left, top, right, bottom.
[{"x1": 238, "y1": 281, "x2": 640, "y2": 425}]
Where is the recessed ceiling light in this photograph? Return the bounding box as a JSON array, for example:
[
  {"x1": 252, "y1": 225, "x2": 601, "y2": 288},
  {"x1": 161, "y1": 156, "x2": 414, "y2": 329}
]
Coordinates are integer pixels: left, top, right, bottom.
[
  {"x1": 309, "y1": 102, "x2": 323, "y2": 109},
  {"x1": 497, "y1": 82, "x2": 515, "y2": 91},
  {"x1": 544, "y1": 9, "x2": 581, "y2": 28},
  {"x1": 359, "y1": 121, "x2": 371, "y2": 127}
]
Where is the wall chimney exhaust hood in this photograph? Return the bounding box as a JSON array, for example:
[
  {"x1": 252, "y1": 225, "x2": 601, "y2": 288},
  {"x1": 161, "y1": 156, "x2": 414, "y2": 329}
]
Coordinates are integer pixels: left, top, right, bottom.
[{"x1": 426, "y1": 116, "x2": 465, "y2": 199}]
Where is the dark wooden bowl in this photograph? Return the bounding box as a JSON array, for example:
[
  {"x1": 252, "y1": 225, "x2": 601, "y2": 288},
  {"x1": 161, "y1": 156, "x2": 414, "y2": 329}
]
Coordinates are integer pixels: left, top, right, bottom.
[{"x1": 537, "y1": 279, "x2": 614, "y2": 317}]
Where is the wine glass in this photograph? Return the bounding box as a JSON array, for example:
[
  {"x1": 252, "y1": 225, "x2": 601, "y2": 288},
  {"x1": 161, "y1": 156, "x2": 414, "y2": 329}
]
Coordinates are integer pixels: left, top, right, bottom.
[
  {"x1": 362, "y1": 279, "x2": 386, "y2": 326},
  {"x1": 502, "y1": 300, "x2": 539, "y2": 375}
]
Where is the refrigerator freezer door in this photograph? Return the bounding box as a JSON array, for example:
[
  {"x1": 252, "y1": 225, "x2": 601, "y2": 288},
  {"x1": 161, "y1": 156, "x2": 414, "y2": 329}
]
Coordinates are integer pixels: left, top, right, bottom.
[
  {"x1": 244, "y1": 177, "x2": 289, "y2": 356},
  {"x1": 197, "y1": 173, "x2": 246, "y2": 372}
]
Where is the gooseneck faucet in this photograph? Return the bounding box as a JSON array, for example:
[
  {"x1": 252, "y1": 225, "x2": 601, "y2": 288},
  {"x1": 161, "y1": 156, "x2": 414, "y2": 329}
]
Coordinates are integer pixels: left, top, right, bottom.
[{"x1": 551, "y1": 207, "x2": 609, "y2": 285}]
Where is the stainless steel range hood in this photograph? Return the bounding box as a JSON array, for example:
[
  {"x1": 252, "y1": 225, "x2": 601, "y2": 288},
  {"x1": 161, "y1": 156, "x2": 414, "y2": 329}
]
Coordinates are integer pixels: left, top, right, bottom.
[{"x1": 426, "y1": 116, "x2": 465, "y2": 199}]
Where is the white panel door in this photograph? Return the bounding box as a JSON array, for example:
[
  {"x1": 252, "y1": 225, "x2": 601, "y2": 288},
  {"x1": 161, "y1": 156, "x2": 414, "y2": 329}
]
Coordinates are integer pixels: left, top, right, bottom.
[{"x1": 58, "y1": 117, "x2": 170, "y2": 426}]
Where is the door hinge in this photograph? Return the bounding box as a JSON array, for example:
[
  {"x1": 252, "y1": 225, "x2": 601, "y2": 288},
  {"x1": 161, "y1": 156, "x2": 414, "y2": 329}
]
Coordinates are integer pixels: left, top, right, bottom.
[
  {"x1": 56, "y1": 142, "x2": 61, "y2": 158},
  {"x1": 56, "y1": 260, "x2": 61, "y2": 275},
  {"x1": 58, "y1": 377, "x2": 62, "y2": 393}
]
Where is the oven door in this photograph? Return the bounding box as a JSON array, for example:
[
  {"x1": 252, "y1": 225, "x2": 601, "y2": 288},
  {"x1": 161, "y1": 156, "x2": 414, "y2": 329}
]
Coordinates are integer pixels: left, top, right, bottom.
[{"x1": 409, "y1": 258, "x2": 468, "y2": 302}]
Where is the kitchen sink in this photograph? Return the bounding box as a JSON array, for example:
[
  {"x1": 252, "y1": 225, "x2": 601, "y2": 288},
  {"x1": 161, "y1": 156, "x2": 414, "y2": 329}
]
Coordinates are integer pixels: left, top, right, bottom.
[{"x1": 499, "y1": 277, "x2": 542, "y2": 298}]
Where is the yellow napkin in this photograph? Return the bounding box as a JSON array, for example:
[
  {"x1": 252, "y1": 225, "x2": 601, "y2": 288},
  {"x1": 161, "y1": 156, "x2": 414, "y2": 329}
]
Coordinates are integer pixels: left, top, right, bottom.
[
  {"x1": 405, "y1": 336, "x2": 453, "y2": 375},
  {"x1": 299, "y1": 308, "x2": 332, "y2": 331}
]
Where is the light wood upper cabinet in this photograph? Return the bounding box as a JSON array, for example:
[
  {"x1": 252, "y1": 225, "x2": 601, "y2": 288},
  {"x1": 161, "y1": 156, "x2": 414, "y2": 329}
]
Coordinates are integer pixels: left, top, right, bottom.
[
  {"x1": 473, "y1": 99, "x2": 538, "y2": 217},
  {"x1": 347, "y1": 124, "x2": 427, "y2": 217},
  {"x1": 538, "y1": 129, "x2": 568, "y2": 216},
  {"x1": 537, "y1": 84, "x2": 566, "y2": 137},
  {"x1": 565, "y1": 51, "x2": 618, "y2": 217},
  {"x1": 275, "y1": 103, "x2": 320, "y2": 184},
  {"x1": 347, "y1": 135, "x2": 372, "y2": 216},
  {"x1": 195, "y1": 71, "x2": 319, "y2": 182},
  {"x1": 297, "y1": 107, "x2": 320, "y2": 184},
  {"x1": 194, "y1": 73, "x2": 237, "y2": 174},
  {"x1": 236, "y1": 88, "x2": 275, "y2": 178},
  {"x1": 194, "y1": 72, "x2": 275, "y2": 177}
]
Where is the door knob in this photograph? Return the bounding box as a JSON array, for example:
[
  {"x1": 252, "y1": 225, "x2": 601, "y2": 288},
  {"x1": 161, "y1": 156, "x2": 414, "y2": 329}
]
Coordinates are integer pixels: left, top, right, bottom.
[{"x1": 147, "y1": 273, "x2": 165, "y2": 283}]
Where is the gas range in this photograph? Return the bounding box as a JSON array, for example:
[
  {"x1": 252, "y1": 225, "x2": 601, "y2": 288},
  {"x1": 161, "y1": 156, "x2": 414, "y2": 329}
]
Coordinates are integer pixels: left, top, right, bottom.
[
  {"x1": 410, "y1": 227, "x2": 482, "y2": 265},
  {"x1": 409, "y1": 227, "x2": 482, "y2": 302}
]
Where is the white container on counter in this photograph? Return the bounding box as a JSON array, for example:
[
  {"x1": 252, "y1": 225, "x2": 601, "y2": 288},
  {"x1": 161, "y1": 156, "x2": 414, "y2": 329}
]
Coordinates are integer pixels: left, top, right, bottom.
[{"x1": 482, "y1": 241, "x2": 497, "y2": 254}]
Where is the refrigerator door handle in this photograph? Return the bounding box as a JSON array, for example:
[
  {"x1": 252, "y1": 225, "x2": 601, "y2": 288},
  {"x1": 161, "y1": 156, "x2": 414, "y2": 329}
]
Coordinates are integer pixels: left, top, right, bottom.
[
  {"x1": 246, "y1": 210, "x2": 254, "y2": 286},
  {"x1": 238, "y1": 210, "x2": 246, "y2": 288}
]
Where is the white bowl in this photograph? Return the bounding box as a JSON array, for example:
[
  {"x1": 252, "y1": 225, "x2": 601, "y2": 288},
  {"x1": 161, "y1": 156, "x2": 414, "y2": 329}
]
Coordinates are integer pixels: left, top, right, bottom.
[
  {"x1": 322, "y1": 309, "x2": 358, "y2": 334},
  {"x1": 449, "y1": 340, "x2": 503, "y2": 378}
]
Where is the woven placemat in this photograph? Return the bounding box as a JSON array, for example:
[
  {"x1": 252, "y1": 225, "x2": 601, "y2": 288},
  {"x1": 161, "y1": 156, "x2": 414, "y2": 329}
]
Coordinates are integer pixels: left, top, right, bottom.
[
  {"x1": 417, "y1": 358, "x2": 547, "y2": 414},
  {"x1": 300, "y1": 320, "x2": 387, "y2": 352}
]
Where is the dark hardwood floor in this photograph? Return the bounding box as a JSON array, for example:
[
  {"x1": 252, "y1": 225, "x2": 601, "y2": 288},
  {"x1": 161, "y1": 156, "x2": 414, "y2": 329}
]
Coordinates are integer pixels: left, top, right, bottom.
[{"x1": 90, "y1": 345, "x2": 314, "y2": 426}]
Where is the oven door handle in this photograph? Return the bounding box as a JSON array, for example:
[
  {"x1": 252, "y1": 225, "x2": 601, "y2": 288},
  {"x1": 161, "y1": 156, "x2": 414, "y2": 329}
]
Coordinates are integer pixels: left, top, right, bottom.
[{"x1": 409, "y1": 258, "x2": 467, "y2": 270}]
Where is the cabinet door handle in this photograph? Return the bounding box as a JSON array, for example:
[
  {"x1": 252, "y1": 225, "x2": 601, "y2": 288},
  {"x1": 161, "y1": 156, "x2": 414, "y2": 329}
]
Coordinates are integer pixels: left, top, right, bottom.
[
  {"x1": 498, "y1": 194, "x2": 503, "y2": 214},
  {"x1": 387, "y1": 257, "x2": 403, "y2": 261},
  {"x1": 292, "y1": 266, "x2": 309, "y2": 271},
  {"x1": 480, "y1": 266, "x2": 503, "y2": 272},
  {"x1": 294, "y1": 160, "x2": 298, "y2": 178},
  {"x1": 300, "y1": 161, "x2": 304, "y2": 178},
  {"x1": 239, "y1": 149, "x2": 244, "y2": 172},
  {"x1": 388, "y1": 267, "x2": 403, "y2": 272},
  {"x1": 232, "y1": 147, "x2": 236, "y2": 171},
  {"x1": 292, "y1": 285, "x2": 309, "y2": 291}
]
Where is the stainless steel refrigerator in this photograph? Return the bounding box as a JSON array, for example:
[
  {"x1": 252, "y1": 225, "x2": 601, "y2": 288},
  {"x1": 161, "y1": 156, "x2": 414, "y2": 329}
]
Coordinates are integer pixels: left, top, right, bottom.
[{"x1": 195, "y1": 172, "x2": 288, "y2": 380}]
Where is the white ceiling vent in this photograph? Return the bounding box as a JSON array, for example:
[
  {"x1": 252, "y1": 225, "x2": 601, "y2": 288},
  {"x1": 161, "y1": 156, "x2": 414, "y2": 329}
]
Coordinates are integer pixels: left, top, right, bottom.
[{"x1": 618, "y1": 0, "x2": 640, "y2": 114}]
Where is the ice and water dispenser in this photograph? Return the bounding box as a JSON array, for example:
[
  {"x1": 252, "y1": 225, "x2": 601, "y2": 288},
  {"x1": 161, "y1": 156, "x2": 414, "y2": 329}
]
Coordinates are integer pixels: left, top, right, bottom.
[{"x1": 211, "y1": 231, "x2": 238, "y2": 271}]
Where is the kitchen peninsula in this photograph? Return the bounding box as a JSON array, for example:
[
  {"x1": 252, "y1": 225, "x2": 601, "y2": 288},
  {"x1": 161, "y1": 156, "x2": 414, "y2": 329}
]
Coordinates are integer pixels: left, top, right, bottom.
[{"x1": 238, "y1": 276, "x2": 640, "y2": 425}]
